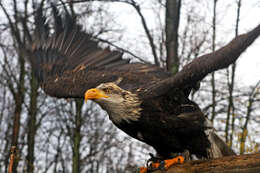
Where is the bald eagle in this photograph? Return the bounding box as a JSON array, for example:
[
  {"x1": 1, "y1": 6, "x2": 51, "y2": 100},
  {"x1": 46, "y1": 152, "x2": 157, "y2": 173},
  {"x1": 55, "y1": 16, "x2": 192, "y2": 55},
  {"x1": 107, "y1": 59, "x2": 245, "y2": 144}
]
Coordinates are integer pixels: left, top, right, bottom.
[{"x1": 27, "y1": 7, "x2": 260, "y2": 160}]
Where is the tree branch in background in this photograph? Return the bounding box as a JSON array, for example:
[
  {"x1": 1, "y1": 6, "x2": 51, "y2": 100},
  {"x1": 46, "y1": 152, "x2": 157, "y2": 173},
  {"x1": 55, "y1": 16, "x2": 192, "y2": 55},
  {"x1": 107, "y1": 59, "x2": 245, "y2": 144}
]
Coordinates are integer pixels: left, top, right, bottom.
[
  {"x1": 227, "y1": 0, "x2": 242, "y2": 147},
  {"x1": 0, "y1": 1, "x2": 27, "y2": 172},
  {"x1": 210, "y1": 0, "x2": 217, "y2": 123},
  {"x1": 68, "y1": 0, "x2": 160, "y2": 64},
  {"x1": 8, "y1": 146, "x2": 16, "y2": 173},
  {"x1": 95, "y1": 37, "x2": 150, "y2": 63},
  {"x1": 127, "y1": 0, "x2": 159, "y2": 65},
  {"x1": 240, "y1": 80, "x2": 260, "y2": 154}
]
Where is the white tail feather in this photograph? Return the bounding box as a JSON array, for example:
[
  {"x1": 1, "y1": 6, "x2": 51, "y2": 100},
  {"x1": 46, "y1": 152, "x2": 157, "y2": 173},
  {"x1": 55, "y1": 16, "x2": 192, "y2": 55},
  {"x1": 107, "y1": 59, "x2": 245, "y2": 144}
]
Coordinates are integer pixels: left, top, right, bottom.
[{"x1": 204, "y1": 119, "x2": 236, "y2": 158}]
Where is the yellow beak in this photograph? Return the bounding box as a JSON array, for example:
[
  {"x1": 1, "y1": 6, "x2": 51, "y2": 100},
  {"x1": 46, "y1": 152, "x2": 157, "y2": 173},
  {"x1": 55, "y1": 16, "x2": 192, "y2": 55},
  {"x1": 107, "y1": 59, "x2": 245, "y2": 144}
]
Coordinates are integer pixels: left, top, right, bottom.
[{"x1": 84, "y1": 88, "x2": 109, "y2": 102}]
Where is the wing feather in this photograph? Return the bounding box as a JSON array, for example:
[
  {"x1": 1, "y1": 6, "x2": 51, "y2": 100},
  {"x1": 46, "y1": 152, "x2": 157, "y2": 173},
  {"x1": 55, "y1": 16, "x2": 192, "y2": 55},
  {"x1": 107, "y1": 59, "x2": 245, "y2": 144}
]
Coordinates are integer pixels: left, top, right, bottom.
[
  {"x1": 28, "y1": 6, "x2": 127, "y2": 85},
  {"x1": 27, "y1": 7, "x2": 170, "y2": 98}
]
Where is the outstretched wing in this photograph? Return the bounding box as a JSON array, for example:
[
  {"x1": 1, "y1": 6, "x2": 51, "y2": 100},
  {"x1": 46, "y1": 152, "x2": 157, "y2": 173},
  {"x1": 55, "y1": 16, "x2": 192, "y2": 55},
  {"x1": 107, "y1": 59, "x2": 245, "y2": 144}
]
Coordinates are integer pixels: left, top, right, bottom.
[
  {"x1": 27, "y1": 7, "x2": 169, "y2": 98},
  {"x1": 142, "y1": 23, "x2": 260, "y2": 99},
  {"x1": 30, "y1": 7, "x2": 128, "y2": 80}
]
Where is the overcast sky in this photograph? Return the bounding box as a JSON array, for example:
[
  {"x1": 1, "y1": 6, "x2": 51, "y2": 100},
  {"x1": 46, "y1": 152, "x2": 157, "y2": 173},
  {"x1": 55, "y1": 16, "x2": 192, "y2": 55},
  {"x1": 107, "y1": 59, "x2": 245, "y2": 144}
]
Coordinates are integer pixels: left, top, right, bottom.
[{"x1": 106, "y1": 0, "x2": 260, "y2": 86}]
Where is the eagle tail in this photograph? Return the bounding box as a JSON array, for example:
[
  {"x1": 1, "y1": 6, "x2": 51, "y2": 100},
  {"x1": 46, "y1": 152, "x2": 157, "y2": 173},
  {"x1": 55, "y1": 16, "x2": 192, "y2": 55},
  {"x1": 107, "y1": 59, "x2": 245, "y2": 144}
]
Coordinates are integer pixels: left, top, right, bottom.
[
  {"x1": 27, "y1": 5, "x2": 128, "y2": 83},
  {"x1": 205, "y1": 120, "x2": 236, "y2": 158}
]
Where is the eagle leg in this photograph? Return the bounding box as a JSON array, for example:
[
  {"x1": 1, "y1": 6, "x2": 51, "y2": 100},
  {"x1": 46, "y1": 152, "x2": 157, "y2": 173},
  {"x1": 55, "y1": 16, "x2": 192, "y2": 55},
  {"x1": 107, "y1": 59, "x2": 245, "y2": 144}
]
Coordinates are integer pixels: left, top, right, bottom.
[
  {"x1": 161, "y1": 155, "x2": 184, "y2": 170},
  {"x1": 137, "y1": 153, "x2": 185, "y2": 173}
]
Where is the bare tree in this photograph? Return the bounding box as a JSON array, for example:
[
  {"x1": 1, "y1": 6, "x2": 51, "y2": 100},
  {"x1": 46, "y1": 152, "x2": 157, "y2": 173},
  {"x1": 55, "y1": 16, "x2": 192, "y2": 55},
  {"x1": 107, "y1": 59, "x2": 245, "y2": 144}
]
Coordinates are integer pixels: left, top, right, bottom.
[
  {"x1": 225, "y1": 0, "x2": 242, "y2": 147},
  {"x1": 0, "y1": 1, "x2": 28, "y2": 171},
  {"x1": 239, "y1": 81, "x2": 260, "y2": 154},
  {"x1": 210, "y1": 0, "x2": 218, "y2": 123}
]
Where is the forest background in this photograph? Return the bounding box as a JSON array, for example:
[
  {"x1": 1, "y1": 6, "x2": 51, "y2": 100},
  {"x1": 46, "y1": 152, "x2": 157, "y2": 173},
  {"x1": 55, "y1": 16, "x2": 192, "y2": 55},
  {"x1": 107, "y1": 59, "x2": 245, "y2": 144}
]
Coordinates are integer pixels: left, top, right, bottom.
[{"x1": 0, "y1": 0, "x2": 260, "y2": 172}]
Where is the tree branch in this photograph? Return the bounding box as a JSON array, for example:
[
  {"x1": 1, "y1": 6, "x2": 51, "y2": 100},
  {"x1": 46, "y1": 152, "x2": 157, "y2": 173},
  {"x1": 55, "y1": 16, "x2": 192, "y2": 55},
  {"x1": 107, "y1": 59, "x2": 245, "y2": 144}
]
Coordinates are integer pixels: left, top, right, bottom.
[
  {"x1": 95, "y1": 37, "x2": 150, "y2": 64},
  {"x1": 68, "y1": 0, "x2": 160, "y2": 65},
  {"x1": 153, "y1": 153, "x2": 260, "y2": 173},
  {"x1": 128, "y1": 0, "x2": 159, "y2": 65}
]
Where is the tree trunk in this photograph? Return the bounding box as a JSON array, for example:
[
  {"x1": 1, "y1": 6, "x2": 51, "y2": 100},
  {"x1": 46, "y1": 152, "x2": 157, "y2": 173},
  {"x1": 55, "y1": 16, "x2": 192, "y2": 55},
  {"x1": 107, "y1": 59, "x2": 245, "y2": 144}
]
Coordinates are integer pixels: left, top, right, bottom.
[
  {"x1": 210, "y1": 0, "x2": 217, "y2": 123},
  {"x1": 11, "y1": 55, "x2": 26, "y2": 173},
  {"x1": 72, "y1": 99, "x2": 83, "y2": 173},
  {"x1": 165, "y1": 0, "x2": 181, "y2": 74},
  {"x1": 226, "y1": 0, "x2": 242, "y2": 146},
  {"x1": 153, "y1": 153, "x2": 260, "y2": 173},
  {"x1": 26, "y1": 73, "x2": 39, "y2": 173}
]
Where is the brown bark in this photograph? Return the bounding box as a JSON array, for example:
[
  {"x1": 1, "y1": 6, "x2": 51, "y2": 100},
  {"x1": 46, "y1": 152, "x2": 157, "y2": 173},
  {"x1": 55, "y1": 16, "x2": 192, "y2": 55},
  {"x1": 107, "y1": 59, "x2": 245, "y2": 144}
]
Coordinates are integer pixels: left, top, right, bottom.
[
  {"x1": 153, "y1": 153, "x2": 260, "y2": 173},
  {"x1": 8, "y1": 146, "x2": 16, "y2": 173},
  {"x1": 165, "y1": 0, "x2": 181, "y2": 74}
]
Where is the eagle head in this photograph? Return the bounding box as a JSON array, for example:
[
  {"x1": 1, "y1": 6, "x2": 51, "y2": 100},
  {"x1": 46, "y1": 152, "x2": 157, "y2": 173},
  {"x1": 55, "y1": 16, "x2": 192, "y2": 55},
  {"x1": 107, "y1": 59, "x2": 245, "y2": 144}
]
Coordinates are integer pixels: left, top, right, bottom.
[{"x1": 84, "y1": 82, "x2": 142, "y2": 123}]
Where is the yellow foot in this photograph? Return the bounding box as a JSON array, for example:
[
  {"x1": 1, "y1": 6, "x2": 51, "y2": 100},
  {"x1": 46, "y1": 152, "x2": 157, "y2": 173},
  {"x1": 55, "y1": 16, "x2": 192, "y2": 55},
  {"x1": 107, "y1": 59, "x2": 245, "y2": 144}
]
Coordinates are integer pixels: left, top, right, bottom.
[
  {"x1": 138, "y1": 167, "x2": 148, "y2": 173},
  {"x1": 164, "y1": 156, "x2": 184, "y2": 169},
  {"x1": 138, "y1": 156, "x2": 184, "y2": 173}
]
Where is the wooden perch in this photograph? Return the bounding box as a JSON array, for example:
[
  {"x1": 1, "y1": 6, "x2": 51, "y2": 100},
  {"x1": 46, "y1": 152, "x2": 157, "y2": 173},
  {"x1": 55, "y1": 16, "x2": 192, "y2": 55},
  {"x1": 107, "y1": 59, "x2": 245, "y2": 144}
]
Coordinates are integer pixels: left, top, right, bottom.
[{"x1": 153, "y1": 153, "x2": 260, "y2": 173}]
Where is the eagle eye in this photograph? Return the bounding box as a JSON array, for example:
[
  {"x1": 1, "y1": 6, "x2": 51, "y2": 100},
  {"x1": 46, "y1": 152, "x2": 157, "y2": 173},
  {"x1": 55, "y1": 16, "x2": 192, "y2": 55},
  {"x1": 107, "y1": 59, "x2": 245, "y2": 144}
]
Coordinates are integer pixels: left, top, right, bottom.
[{"x1": 103, "y1": 88, "x2": 111, "y2": 94}]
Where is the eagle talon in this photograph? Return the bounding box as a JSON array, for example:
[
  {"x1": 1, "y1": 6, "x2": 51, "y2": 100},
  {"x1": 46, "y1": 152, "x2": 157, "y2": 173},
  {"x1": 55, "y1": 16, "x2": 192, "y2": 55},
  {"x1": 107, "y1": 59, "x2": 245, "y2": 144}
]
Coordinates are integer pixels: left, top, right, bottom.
[
  {"x1": 137, "y1": 167, "x2": 148, "y2": 173},
  {"x1": 146, "y1": 153, "x2": 163, "y2": 167},
  {"x1": 163, "y1": 156, "x2": 184, "y2": 169},
  {"x1": 138, "y1": 155, "x2": 185, "y2": 173}
]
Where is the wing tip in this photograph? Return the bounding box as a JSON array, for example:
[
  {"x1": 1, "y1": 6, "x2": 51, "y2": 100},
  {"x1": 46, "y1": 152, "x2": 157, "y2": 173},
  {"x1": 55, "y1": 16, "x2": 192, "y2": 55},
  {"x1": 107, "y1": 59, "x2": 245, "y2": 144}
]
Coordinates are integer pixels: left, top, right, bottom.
[{"x1": 28, "y1": 5, "x2": 127, "y2": 82}]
